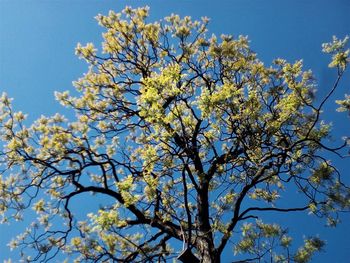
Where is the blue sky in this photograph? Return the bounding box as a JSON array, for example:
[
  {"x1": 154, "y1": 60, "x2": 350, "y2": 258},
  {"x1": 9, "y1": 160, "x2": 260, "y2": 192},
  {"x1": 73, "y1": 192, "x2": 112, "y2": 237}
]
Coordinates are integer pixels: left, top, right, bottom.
[{"x1": 0, "y1": 0, "x2": 349, "y2": 262}]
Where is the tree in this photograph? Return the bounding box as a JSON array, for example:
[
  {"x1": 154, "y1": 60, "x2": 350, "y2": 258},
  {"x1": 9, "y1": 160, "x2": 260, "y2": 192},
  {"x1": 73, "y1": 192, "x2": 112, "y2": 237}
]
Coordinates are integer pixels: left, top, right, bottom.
[{"x1": 0, "y1": 6, "x2": 349, "y2": 262}]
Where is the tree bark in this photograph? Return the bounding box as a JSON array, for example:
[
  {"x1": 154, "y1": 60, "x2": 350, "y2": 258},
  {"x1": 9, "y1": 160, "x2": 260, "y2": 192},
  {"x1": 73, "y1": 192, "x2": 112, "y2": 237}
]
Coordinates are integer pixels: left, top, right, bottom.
[
  {"x1": 197, "y1": 237, "x2": 220, "y2": 263},
  {"x1": 197, "y1": 180, "x2": 220, "y2": 262}
]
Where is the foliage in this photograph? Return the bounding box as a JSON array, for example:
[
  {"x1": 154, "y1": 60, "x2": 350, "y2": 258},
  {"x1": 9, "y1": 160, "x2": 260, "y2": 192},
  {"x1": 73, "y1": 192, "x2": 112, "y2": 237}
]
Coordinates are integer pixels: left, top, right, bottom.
[{"x1": 0, "y1": 6, "x2": 349, "y2": 262}]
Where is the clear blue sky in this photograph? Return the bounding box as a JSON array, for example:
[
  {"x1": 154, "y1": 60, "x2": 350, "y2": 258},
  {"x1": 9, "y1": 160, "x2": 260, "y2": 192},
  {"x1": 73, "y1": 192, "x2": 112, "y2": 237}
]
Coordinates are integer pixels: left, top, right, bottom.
[{"x1": 0, "y1": 0, "x2": 349, "y2": 262}]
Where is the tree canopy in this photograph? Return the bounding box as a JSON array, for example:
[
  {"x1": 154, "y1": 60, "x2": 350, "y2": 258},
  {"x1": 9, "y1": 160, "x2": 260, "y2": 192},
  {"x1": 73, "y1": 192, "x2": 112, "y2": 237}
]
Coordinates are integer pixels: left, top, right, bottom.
[{"x1": 0, "y1": 6, "x2": 349, "y2": 262}]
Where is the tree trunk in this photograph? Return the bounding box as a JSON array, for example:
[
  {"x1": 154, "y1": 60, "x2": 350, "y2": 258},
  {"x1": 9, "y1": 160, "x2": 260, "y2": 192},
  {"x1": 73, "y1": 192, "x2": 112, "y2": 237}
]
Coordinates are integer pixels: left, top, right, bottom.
[
  {"x1": 196, "y1": 180, "x2": 220, "y2": 262},
  {"x1": 197, "y1": 237, "x2": 220, "y2": 263}
]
